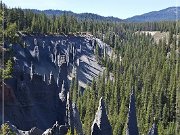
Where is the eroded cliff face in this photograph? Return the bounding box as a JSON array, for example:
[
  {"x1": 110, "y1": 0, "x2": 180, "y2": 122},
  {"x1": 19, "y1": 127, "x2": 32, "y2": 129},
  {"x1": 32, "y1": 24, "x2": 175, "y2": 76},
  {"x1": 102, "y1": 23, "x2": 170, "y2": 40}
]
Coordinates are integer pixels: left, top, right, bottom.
[
  {"x1": 0, "y1": 34, "x2": 110, "y2": 131},
  {"x1": 1, "y1": 63, "x2": 67, "y2": 130}
]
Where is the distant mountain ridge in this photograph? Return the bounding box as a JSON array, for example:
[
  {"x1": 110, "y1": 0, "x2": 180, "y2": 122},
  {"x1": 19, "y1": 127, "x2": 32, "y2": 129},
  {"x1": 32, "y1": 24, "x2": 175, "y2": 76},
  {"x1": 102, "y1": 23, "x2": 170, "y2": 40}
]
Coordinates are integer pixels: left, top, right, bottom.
[
  {"x1": 28, "y1": 7, "x2": 180, "y2": 22},
  {"x1": 125, "y1": 7, "x2": 180, "y2": 22},
  {"x1": 29, "y1": 9, "x2": 123, "y2": 22}
]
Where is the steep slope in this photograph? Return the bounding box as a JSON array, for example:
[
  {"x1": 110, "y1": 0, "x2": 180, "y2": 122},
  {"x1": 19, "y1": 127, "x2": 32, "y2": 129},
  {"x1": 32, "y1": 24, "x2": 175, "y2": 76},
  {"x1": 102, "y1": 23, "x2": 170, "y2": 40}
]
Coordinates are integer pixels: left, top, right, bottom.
[
  {"x1": 0, "y1": 34, "x2": 111, "y2": 131},
  {"x1": 125, "y1": 7, "x2": 180, "y2": 22}
]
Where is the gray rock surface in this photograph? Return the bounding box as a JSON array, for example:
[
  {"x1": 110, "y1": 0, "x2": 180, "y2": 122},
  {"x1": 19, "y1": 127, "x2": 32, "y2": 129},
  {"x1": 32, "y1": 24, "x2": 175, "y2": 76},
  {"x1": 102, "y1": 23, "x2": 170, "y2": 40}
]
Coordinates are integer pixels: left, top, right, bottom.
[
  {"x1": 42, "y1": 122, "x2": 68, "y2": 135},
  {"x1": 2, "y1": 121, "x2": 43, "y2": 135},
  {"x1": 91, "y1": 97, "x2": 112, "y2": 135},
  {"x1": 126, "y1": 90, "x2": 139, "y2": 135},
  {"x1": 91, "y1": 123, "x2": 102, "y2": 135},
  {"x1": 2, "y1": 121, "x2": 69, "y2": 135},
  {"x1": 43, "y1": 122, "x2": 59, "y2": 135},
  {"x1": 59, "y1": 125, "x2": 68, "y2": 135},
  {"x1": 66, "y1": 92, "x2": 74, "y2": 134},
  {"x1": 1, "y1": 34, "x2": 109, "y2": 131}
]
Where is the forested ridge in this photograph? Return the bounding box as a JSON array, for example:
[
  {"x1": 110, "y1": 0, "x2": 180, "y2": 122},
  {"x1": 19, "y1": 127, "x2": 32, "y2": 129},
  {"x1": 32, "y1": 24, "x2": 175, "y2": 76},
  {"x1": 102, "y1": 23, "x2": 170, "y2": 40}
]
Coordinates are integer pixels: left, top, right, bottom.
[
  {"x1": 70, "y1": 33, "x2": 180, "y2": 134},
  {"x1": 0, "y1": 2, "x2": 180, "y2": 135}
]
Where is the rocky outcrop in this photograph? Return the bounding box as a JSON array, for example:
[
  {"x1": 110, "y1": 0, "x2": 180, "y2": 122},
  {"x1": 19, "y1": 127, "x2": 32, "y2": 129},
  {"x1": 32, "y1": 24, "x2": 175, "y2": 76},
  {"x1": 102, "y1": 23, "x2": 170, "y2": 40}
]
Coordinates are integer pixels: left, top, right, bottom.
[
  {"x1": 91, "y1": 97, "x2": 112, "y2": 135},
  {"x1": 42, "y1": 122, "x2": 68, "y2": 135},
  {"x1": 2, "y1": 121, "x2": 44, "y2": 135},
  {"x1": 2, "y1": 121, "x2": 69, "y2": 135},
  {"x1": 25, "y1": 127, "x2": 44, "y2": 135},
  {"x1": 148, "y1": 123, "x2": 158, "y2": 135},
  {"x1": 126, "y1": 90, "x2": 139, "y2": 135}
]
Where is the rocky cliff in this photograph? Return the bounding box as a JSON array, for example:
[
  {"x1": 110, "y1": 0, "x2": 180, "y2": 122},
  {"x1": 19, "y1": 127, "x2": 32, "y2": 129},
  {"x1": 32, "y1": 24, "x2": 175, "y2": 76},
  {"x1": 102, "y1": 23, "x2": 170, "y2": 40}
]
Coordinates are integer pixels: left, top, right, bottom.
[{"x1": 0, "y1": 34, "x2": 114, "y2": 133}]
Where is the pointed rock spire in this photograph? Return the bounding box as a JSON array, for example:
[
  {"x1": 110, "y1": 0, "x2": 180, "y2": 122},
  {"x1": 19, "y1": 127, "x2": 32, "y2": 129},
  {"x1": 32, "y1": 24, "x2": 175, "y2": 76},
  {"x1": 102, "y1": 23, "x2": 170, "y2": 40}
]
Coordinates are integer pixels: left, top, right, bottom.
[
  {"x1": 72, "y1": 103, "x2": 84, "y2": 135},
  {"x1": 80, "y1": 44, "x2": 82, "y2": 53},
  {"x1": 103, "y1": 45, "x2": 106, "y2": 58},
  {"x1": 59, "y1": 80, "x2": 66, "y2": 102},
  {"x1": 61, "y1": 80, "x2": 65, "y2": 91},
  {"x1": 30, "y1": 62, "x2": 35, "y2": 79},
  {"x1": 72, "y1": 65, "x2": 77, "y2": 78},
  {"x1": 49, "y1": 71, "x2": 55, "y2": 84},
  {"x1": 66, "y1": 92, "x2": 74, "y2": 134},
  {"x1": 43, "y1": 74, "x2": 47, "y2": 83},
  {"x1": 148, "y1": 123, "x2": 158, "y2": 135},
  {"x1": 34, "y1": 46, "x2": 39, "y2": 61},
  {"x1": 42, "y1": 41, "x2": 45, "y2": 48},
  {"x1": 50, "y1": 53, "x2": 54, "y2": 63},
  {"x1": 56, "y1": 73, "x2": 61, "y2": 87},
  {"x1": 66, "y1": 51, "x2": 69, "y2": 67},
  {"x1": 91, "y1": 97, "x2": 112, "y2": 135},
  {"x1": 57, "y1": 53, "x2": 61, "y2": 67},
  {"x1": 34, "y1": 38, "x2": 37, "y2": 45},
  {"x1": 56, "y1": 76, "x2": 59, "y2": 87},
  {"x1": 77, "y1": 58, "x2": 80, "y2": 67},
  {"x1": 126, "y1": 89, "x2": 139, "y2": 135}
]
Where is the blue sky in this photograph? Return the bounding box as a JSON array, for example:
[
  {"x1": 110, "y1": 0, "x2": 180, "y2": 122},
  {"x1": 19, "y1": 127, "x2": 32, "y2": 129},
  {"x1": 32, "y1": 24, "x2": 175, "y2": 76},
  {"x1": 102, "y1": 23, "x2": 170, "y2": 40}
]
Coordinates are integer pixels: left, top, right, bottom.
[{"x1": 3, "y1": 0, "x2": 180, "y2": 19}]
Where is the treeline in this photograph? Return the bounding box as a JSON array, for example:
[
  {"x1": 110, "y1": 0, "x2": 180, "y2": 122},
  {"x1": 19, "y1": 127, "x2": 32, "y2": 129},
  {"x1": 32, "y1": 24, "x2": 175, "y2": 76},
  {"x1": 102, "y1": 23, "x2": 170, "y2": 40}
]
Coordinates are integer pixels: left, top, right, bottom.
[{"x1": 1, "y1": 1, "x2": 180, "y2": 44}]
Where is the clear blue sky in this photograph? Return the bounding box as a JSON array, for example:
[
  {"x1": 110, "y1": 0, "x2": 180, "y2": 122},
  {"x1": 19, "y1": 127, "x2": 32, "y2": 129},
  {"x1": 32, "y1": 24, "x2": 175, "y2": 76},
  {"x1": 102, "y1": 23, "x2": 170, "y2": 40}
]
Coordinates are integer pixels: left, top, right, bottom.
[{"x1": 3, "y1": 0, "x2": 180, "y2": 19}]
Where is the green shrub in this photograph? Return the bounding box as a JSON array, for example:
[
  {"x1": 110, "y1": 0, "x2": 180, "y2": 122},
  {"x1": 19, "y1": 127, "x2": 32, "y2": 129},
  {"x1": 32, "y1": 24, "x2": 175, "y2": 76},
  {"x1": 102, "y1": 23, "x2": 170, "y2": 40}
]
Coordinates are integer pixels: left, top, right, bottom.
[
  {"x1": 0, "y1": 123, "x2": 16, "y2": 135},
  {"x1": 0, "y1": 59, "x2": 13, "y2": 79}
]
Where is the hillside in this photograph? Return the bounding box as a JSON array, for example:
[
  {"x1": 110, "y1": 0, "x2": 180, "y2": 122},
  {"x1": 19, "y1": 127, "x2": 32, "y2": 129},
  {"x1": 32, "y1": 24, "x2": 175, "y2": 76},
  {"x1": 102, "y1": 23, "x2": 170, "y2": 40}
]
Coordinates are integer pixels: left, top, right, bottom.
[
  {"x1": 125, "y1": 7, "x2": 180, "y2": 22},
  {"x1": 28, "y1": 9, "x2": 123, "y2": 22},
  {"x1": 29, "y1": 7, "x2": 180, "y2": 22}
]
